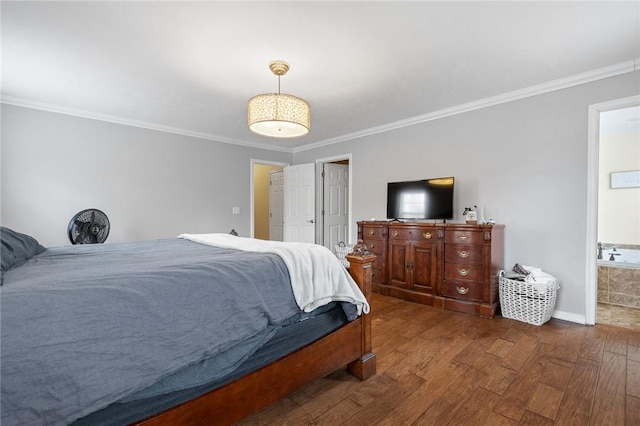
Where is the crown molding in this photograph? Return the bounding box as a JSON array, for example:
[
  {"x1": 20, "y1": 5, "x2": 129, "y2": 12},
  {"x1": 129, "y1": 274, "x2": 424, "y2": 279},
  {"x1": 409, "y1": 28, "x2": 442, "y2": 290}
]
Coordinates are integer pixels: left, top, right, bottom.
[
  {"x1": 293, "y1": 59, "x2": 639, "y2": 153},
  {"x1": 2, "y1": 59, "x2": 637, "y2": 155},
  {"x1": 0, "y1": 97, "x2": 294, "y2": 154}
]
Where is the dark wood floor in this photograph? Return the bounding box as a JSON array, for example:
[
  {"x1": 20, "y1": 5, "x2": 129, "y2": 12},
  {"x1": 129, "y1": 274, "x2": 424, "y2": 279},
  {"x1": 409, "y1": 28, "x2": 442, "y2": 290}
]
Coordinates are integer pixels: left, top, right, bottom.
[{"x1": 239, "y1": 293, "x2": 640, "y2": 425}]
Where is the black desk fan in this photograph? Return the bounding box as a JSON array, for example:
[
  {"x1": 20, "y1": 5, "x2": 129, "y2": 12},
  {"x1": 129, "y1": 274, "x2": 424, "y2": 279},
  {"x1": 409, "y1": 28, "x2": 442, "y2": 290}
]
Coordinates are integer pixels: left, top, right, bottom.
[{"x1": 67, "y1": 209, "x2": 110, "y2": 244}]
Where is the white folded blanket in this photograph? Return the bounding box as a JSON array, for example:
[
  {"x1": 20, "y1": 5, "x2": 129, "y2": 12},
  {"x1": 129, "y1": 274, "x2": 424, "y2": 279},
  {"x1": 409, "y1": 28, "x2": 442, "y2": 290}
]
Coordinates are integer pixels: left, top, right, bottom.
[{"x1": 178, "y1": 233, "x2": 370, "y2": 315}]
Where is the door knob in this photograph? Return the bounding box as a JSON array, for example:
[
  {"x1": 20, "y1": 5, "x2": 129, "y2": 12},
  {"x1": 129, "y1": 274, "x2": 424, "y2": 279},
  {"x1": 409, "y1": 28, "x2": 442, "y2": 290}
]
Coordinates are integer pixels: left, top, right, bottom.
[{"x1": 307, "y1": 219, "x2": 315, "y2": 223}]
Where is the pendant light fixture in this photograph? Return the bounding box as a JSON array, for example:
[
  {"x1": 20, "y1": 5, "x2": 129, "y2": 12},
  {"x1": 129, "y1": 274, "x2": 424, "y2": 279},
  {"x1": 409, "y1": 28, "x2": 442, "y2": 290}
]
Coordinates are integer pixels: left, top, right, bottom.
[{"x1": 247, "y1": 60, "x2": 310, "y2": 138}]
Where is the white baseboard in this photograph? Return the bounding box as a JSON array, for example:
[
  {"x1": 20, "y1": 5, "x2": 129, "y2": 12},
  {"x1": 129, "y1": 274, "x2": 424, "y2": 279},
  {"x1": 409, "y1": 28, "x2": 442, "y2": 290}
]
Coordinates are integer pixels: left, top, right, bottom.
[{"x1": 552, "y1": 310, "x2": 588, "y2": 325}]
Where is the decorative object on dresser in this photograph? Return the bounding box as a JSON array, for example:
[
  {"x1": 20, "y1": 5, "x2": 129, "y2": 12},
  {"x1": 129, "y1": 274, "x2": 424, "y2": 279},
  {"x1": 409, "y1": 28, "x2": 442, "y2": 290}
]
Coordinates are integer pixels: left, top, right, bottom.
[
  {"x1": 462, "y1": 206, "x2": 478, "y2": 224},
  {"x1": 358, "y1": 221, "x2": 504, "y2": 318}
]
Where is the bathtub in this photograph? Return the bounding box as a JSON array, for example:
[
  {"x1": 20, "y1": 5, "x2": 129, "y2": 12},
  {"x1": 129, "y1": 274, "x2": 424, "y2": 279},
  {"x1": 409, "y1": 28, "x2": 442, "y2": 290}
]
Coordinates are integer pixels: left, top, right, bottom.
[
  {"x1": 598, "y1": 247, "x2": 640, "y2": 269},
  {"x1": 597, "y1": 246, "x2": 640, "y2": 309}
]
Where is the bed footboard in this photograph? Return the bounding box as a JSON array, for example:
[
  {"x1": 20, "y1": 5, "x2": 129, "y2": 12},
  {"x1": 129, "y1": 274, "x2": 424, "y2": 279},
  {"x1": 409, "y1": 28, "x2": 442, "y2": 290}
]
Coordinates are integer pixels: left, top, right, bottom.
[
  {"x1": 136, "y1": 251, "x2": 376, "y2": 426},
  {"x1": 345, "y1": 252, "x2": 377, "y2": 380}
]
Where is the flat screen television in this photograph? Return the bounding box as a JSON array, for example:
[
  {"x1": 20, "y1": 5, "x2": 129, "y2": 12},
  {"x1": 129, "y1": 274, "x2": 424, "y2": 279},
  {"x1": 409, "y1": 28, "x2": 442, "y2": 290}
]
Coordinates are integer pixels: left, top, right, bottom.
[{"x1": 386, "y1": 177, "x2": 454, "y2": 220}]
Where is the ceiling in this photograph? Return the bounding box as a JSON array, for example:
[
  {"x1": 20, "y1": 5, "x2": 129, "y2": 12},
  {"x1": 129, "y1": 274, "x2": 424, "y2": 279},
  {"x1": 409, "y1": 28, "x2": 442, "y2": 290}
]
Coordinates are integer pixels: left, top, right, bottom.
[{"x1": 2, "y1": 1, "x2": 639, "y2": 153}]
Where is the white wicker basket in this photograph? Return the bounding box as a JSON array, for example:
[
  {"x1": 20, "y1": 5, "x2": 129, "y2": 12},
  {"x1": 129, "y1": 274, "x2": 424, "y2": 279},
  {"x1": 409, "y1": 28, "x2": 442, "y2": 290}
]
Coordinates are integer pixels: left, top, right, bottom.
[
  {"x1": 334, "y1": 242, "x2": 354, "y2": 268},
  {"x1": 499, "y1": 270, "x2": 559, "y2": 326}
]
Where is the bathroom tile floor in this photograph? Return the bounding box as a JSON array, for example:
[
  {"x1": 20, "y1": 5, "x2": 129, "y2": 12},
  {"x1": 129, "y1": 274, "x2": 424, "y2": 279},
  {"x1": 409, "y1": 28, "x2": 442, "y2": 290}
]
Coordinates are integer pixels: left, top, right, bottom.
[{"x1": 597, "y1": 302, "x2": 640, "y2": 329}]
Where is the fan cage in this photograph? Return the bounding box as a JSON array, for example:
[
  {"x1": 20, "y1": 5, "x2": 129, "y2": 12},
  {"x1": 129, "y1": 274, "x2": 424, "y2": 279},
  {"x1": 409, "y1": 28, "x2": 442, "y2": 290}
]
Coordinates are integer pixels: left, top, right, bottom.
[{"x1": 67, "y1": 209, "x2": 110, "y2": 244}]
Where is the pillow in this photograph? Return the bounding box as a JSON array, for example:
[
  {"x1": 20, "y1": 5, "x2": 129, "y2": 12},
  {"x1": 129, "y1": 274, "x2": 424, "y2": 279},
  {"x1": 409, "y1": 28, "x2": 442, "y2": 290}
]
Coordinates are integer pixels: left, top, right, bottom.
[{"x1": 1, "y1": 227, "x2": 46, "y2": 276}]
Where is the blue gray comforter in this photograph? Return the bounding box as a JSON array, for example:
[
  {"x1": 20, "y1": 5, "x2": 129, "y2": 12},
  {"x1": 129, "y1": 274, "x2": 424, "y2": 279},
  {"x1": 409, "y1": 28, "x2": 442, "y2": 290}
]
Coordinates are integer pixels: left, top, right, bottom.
[{"x1": 1, "y1": 239, "x2": 302, "y2": 426}]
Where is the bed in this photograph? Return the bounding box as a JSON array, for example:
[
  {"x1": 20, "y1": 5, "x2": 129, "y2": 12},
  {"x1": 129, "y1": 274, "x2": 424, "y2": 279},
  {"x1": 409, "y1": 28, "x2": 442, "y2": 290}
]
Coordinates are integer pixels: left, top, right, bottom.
[{"x1": 1, "y1": 228, "x2": 376, "y2": 426}]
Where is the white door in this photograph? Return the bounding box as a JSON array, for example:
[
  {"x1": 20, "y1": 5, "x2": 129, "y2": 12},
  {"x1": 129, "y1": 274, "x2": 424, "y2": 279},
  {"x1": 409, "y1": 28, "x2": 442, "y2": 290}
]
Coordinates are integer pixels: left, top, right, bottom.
[
  {"x1": 269, "y1": 170, "x2": 284, "y2": 241},
  {"x1": 323, "y1": 163, "x2": 349, "y2": 250},
  {"x1": 284, "y1": 163, "x2": 315, "y2": 243}
]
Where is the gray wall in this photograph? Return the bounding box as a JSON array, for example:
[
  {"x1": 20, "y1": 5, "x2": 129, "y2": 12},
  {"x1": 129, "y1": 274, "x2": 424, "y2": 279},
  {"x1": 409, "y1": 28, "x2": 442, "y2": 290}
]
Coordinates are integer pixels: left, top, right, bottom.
[
  {"x1": 1, "y1": 105, "x2": 292, "y2": 246},
  {"x1": 294, "y1": 71, "x2": 640, "y2": 321}
]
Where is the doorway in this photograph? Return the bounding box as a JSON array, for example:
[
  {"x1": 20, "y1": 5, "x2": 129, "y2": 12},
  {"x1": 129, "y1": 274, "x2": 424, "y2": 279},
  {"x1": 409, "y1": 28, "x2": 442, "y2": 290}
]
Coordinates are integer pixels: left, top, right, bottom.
[
  {"x1": 250, "y1": 160, "x2": 287, "y2": 240},
  {"x1": 250, "y1": 156, "x2": 352, "y2": 248},
  {"x1": 586, "y1": 95, "x2": 640, "y2": 326}
]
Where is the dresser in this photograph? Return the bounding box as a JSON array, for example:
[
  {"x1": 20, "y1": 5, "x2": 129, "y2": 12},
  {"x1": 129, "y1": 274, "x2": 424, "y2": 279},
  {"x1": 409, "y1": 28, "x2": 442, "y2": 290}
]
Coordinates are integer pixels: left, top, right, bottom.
[{"x1": 357, "y1": 221, "x2": 504, "y2": 318}]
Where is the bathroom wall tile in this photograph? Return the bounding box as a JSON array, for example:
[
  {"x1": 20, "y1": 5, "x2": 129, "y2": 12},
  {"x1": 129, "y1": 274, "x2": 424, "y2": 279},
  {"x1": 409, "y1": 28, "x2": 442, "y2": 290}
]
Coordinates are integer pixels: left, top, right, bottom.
[
  {"x1": 598, "y1": 290, "x2": 609, "y2": 303},
  {"x1": 609, "y1": 267, "x2": 640, "y2": 296},
  {"x1": 598, "y1": 266, "x2": 609, "y2": 293},
  {"x1": 609, "y1": 292, "x2": 640, "y2": 308}
]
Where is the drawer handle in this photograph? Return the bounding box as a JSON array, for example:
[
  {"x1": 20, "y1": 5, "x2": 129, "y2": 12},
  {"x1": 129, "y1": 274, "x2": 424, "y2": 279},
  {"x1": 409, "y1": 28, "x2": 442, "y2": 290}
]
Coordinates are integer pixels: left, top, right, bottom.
[
  {"x1": 392, "y1": 230, "x2": 399, "y2": 237},
  {"x1": 456, "y1": 286, "x2": 470, "y2": 295},
  {"x1": 458, "y1": 250, "x2": 469, "y2": 258},
  {"x1": 369, "y1": 229, "x2": 375, "y2": 236},
  {"x1": 458, "y1": 268, "x2": 469, "y2": 276},
  {"x1": 368, "y1": 243, "x2": 375, "y2": 249},
  {"x1": 458, "y1": 234, "x2": 469, "y2": 241},
  {"x1": 423, "y1": 232, "x2": 432, "y2": 240}
]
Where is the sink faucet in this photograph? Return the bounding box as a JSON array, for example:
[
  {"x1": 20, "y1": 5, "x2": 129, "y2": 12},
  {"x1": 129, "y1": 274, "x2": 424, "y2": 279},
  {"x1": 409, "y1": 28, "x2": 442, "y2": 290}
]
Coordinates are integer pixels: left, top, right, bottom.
[{"x1": 597, "y1": 242, "x2": 603, "y2": 260}]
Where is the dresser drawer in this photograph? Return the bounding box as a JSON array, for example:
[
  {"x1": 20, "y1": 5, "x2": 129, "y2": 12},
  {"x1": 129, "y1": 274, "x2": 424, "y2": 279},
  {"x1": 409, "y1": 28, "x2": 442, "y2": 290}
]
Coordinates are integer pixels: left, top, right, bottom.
[
  {"x1": 444, "y1": 245, "x2": 483, "y2": 265},
  {"x1": 444, "y1": 263, "x2": 483, "y2": 282},
  {"x1": 361, "y1": 238, "x2": 385, "y2": 271},
  {"x1": 443, "y1": 281, "x2": 483, "y2": 302},
  {"x1": 362, "y1": 238, "x2": 385, "y2": 255},
  {"x1": 389, "y1": 226, "x2": 438, "y2": 242},
  {"x1": 362, "y1": 226, "x2": 385, "y2": 239},
  {"x1": 446, "y1": 230, "x2": 484, "y2": 245}
]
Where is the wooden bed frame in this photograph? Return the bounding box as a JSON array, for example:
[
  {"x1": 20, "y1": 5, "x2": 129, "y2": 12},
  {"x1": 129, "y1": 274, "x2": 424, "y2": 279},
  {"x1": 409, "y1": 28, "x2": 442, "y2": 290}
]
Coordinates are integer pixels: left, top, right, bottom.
[{"x1": 136, "y1": 251, "x2": 376, "y2": 426}]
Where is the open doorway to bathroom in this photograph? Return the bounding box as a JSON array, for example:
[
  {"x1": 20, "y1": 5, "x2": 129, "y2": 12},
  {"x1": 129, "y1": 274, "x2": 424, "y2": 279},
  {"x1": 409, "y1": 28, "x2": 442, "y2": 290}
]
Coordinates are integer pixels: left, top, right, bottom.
[{"x1": 588, "y1": 99, "x2": 640, "y2": 329}]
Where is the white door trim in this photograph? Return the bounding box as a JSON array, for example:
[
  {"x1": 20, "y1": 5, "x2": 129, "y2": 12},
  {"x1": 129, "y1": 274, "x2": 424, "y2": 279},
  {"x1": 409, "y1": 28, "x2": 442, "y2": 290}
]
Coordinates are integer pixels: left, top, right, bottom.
[
  {"x1": 250, "y1": 159, "x2": 289, "y2": 238},
  {"x1": 315, "y1": 154, "x2": 353, "y2": 245},
  {"x1": 585, "y1": 95, "x2": 640, "y2": 325},
  {"x1": 269, "y1": 169, "x2": 285, "y2": 241}
]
